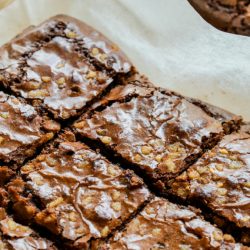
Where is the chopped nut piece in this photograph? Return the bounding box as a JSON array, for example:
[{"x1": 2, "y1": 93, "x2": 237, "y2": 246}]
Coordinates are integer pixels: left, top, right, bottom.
[
  {"x1": 44, "y1": 132, "x2": 54, "y2": 141},
  {"x1": 37, "y1": 155, "x2": 46, "y2": 161},
  {"x1": 74, "y1": 121, "x2": 86, "y2": 129},
  {"x1": 215, "y1": 164, "x2": 223, "y2": 171},
  {"x1": 41, "y1": 76, "x2": 52, "y2": 83},
  {"x1": 7, "y1": 218, "x2": 18, "y2": 231},
  {"x1": 111, "y1": 202, "x2": 121, "y2": 212},
  {"x1": 111, "y1": 190, "x2": 121, "y2": 200},
  {"x1": 243, "y1": 182, "x2": 250, "y2": 188},
  {"x1": 68, "y1": 212, "x2": 78, "y2": 222},
  {"x1": 91, "y1": 48, "x2": 99, "y2": 56},
  {"x1": 152, "y1": 228, "x2": 161, "y2": 236},
  {"x1": 34, "y1": 177, "x2": 44, "y2": 186},
  {"x1": 82, "y1": 196, "x2": 92, "y2": 205},
  {"x1": 96, "y1": 128, "x2": 106, "y2": 136},
  {"x1": 145, "y1": 206, "x2": 154, "y2": 215},
  {"x1": 228, "y1": 161, "x2": 242, "y2": 169},
  {"x1": 46, "y1": 157, "x2": 58, "y2": 167},
  {"x1": 56, "y1": 77, "x2": 66, "y2": 85},
  {"x1": 134, "y1": 154, "x2": 142, "y2": 162},
  {"x1": 100, "y1": 136, "x2": 112, "y2": 144},
  {"x1": 76, "y1": 227, "x2": 85, "y2": 235},
  {"x1": 219, "y1": 148, "x2": 228, "y2": 155},
  {"x1": 66, "y1": 31, "x2": 77, "y2": 39},
  {"x1": 100, "y1": 53, "x2": 107, "y2": 62},
  {"x1": 188, "y1": 170, "x2": 200, "y2": 180},
  {"x1": 22, "y1": 164, "x2": 35, "y2": 173},
  {"x1": 28, "y1": 89, "x2": 49, "y2": 98},
  {"x1": 107, "y1": 166, "x2": 117, "y2": 176},
  {"x1": 212, "y1": 231, "x2": 223, "y2": 241},
  {"x1": 56, "y1": 62, "x2": 65, "y2": 69},
  {"x1": 141, "y1": 145, "x2": 152, "y2": 155},
  {"x1": 101, "y1": 226, "x2": 109, "y2": 237},
  {"x1": 217, "y1": 188, "x2": 227, "y2": 196},
  {"x1": 155, "y1": 154, "x2": 162, "y2": 162},
  {"x1": 163, "y1": 159, "x2": 176, "y2": 172},
  {"x1": 26, "y1": 81, "x2": 41, "y2": 90},
  {"x1": 86, "y1": 70, "x2": 97, "y2": 79},
  {"x1": 223, "y1": 234, "x2": 235, "y2": 242},
  {"x1": 0, "y1": 136, "x2": 4, "y2": 144},
  {"x1": 0, "y1": 113, "x2": 9, "y2": 119},
  {"x1": 43, "y1": 120, "x2": 60, "y2": 132},
  {"x1": 47, "y1": 197, "x2": 64, "y2": 208}
]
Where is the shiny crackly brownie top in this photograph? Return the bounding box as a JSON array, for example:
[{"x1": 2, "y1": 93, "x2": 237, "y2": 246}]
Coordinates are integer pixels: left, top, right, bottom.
[
  {"x1": 0, "y1": 208, "x2": 56, "y2": 250},
  {"x1": 14, "y1": 134, "x2": 150, "y2": 248},
  {"x1": 0, "y1": 91, "x2": 60, "y2": 164},
  {"x1": 169, "y1": 125, "x2": 250, "y2": 229},
  {"x1": 188, "y1": 0, "x2": 250, "y2": 36},
  {"x1": 0, "y1": 15, "x2": 132, "y2": 119},
  {"x1": 74, "y1": 85, "x2": 225, "y2": 183},
  {"x1": 93, "y1": 197, "x2": 246, "y2": 250}
]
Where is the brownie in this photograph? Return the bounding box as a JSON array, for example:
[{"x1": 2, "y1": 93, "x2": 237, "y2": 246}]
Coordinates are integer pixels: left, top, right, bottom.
[
  {"x1": 188, "y1": 0, "x2": 250, "y2": 36},
  {"x1": 0, "y1": 15, "x2": 132, "y2": 120},
  {"x1": 169, "y1": 125, "x2": 250, "y2": 243},
  {"x1": 93, "y1": 197, "x2": 247, "y2": 250},
  {"x1": 0, "y1": 207, "x2": 56, "y2": 250},
  {"x1": 0, "y1": 91, "x2": 60, "y2": 165},
  {"x1": 73, "y1": 84, "x2": 241, "y2": 191},
  {"x1": 7, "y1": 131, "x2": 151, "y2": 249}
]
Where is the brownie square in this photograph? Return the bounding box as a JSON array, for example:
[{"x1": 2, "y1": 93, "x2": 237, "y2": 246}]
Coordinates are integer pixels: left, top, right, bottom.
[
  {"x1": 74, "y1": 84, "x2": 240, "y2": 191},
  {"x1": 0, "y1": 15, "x2": 132, "y2": 120},
  {"x1": 0, "y1": 91, "x2": 60, "y2": 165},
  {"x1": 93, "y1": 197, "x2": 246, "y2": 250},
  {"x1": 8, "y1": 131, "x2": 151, "y2": 249},
  {"x1": 169, "y1": 125, "x2": 250, "y2": 243},
  {"x1": 0, "y1": 207, "x2": 56, "y2": 250}
]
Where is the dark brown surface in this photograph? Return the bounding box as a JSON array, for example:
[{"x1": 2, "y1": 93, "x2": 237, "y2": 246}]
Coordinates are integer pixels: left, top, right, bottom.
[
  {"x1": 0, "y1": 15, "x2": 132, "y2": 120},
  {"x1": 0, "y1": 207, "x2": 56, "y2": 250},
  {"x1": 169, "y1": 125, "x2": 250, "y2": 243},
  {"x1": 0, "y1": 91, "x2": 60, "y2": 165},
  {"x1": 93, "y1": 197, "x2": 247, "y2": 250},
  {"x1": 7, "y1": 131, "x2": 151, "y2": 249},
  {"x1": 74, "y1": 83, "x2": 240, "y2": 191},
  {"x1": 188, "y1": 0, "x2": 250, "y2": 36}
]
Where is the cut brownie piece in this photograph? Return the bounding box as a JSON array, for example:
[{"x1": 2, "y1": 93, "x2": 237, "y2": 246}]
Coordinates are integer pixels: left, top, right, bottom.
[
  {"x1": 188, "y1": 0, "x2": 250, "y2": 36},
  {"x1": 169, "y1": 125, "x2": 250, "y2": 244},
  {"x1": 73, "y1": 84, "x2": 241, "y2": 191},
  {"x1": 0, "y1": 207, "x2": 56, "y2": 250},
  {"x1": 93, "y1": 197, "x2": 247, "y2": 250},
  {"x1": 7, "y1": 131, "x2": 151, "y2": 249},
  {"x1": 0, "y1": 91, "x2": 60, "y2": 165},
  {"x1": 0, "y1": 15, "x2": 132, "y2": 120}
]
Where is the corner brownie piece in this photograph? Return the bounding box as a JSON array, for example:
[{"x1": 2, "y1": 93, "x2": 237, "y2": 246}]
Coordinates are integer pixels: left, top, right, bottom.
[
  {"x1": 93, "y1": 197, "x2": 247, "y2": 250},
  {"x1": 74, "y1": 84, "x2": 240, "y2": 191},
  {"x1": 169, "y1": 125, "x2": 250, "y2": 243},
  {"x1": 0, "y1": 208, "x2": 56, "y2": 250},
  {"x1": 0, "y1": 91, "x2": 60, "y2": 165},
  {"x1": 7, "y1": 131, "x2": 151, "y2": 249},
  {"x1": 0, "y1": 15, "x2": 132, "y2": 119}
]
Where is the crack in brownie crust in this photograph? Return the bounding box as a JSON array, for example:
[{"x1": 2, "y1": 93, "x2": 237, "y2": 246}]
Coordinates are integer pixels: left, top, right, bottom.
[
  {"x1": 169, "y1": 125, "x2": 250, "y2": 244},
  {"x1": 0, "y1": 91, "x2": 60, "y2": 165},
  {"x1": 73, "y1": 84, "x2": 241, "y2": 192},
  {"x1": 93, "y1": 197, "x2": 247, "y2": 250},
  {"x1": 0, "y1": 15, "x2": 132, "y2": 120},
  {"x1": 188, "y1": 0, "x2": 250, "y2": 36},
  {"x1": 7, "y1": 131, "x2": 151, "y2": 249}
]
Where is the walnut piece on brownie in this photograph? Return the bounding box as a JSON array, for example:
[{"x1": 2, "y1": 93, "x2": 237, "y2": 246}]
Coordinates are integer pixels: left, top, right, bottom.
[
  {"x1": 0, "y1": 207, "x2": 56, "y2": 250},
  {"x1": 73, "y1": 83, "x2": 241, "y2": 192},
  {"x1": 7, "y1": 131, "x2": 151, "y2": 249},
  {"x1": 169, "y1": 125, "x2": 250, "y2": 244},
  {"x1": 93, "y1": 197, "x2": 247, "y2": 250},
  {"x1": 0, "y1": 15, "x2": 132, "y2": 120},
  {"x1": 0, "y1": 91, "x2": 60, "y2": 165}
]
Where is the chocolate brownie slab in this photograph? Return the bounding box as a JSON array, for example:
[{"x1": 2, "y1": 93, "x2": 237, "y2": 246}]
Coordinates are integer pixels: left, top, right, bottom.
[
  {"x1": 0, "y1": 91, "x2": 60, "y2": 165},
  {"x1": 0, "y1": 15, "x2": 132, "y2": 120},
  {"x1": 7, "y1": 131, "x2": 151, "y2": 249},
  {"x1": 74, "y1": 84, "x2": 240, "y2": 191},
  {"x1": 93, "y1": 197, "x2": 247, "y2": 250},
  {"x1": 169, "y1": 125, "x2": 250, "y2": 243},
  {"x1": 188, "y1": 0, "x2": 250, "y2": 36},
  {"x1": 0, "y1": 208, "x2": 56, "y2": 250}
]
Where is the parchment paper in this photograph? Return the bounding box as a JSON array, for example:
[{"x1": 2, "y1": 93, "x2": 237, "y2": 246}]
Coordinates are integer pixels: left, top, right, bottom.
[{"x1": 0, "y1": 0, "x2": 249, "y2": 120}]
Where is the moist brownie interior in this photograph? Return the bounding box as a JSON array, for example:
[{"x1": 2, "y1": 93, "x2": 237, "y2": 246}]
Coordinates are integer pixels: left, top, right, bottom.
[{"x1": 0, "y1": 14, "x2": 249, "y2": 249}]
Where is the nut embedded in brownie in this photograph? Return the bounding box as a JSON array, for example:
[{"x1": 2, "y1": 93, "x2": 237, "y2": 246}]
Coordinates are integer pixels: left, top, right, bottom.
[
  {"x1": 93, "y1": 197, "x2": 247, "y2": 250},
  {"x1": 0, "y1": 15, "x2": 132, "y2": 120},
  {"x1": 0, "y1": 207, "x2": 56, "y2": 250},
  {"x1": 0, "y1": 91, "x2": 60, "y2": 165},
  {"x1": 73, "y1": 83, "x2": 241, "y2": 192},
  {"x1": 168, "y1": 125, "x2": 250, "y2": 244},
  {"x1": 7, "y1": 131, "x2": 151, "y2": 249}
]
